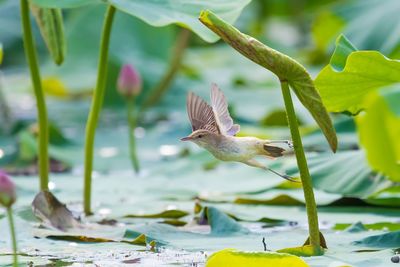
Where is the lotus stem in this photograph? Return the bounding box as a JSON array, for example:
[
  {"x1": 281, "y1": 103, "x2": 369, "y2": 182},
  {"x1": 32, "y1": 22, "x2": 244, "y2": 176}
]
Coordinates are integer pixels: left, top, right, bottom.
[
  {"x1": 20, "y1": 0, "x2": 49, "y2": 191},
  {"x1": 141, "y1": 28, "x2": 191, "y2": 110},
  {"x1": 280, "y1": 80, "x2": 322, "y2": 254},
  {"x1": 7, "y1": 207, "x2": 18, "y2": 267},
  {"x1": 83, "y1": 5, "x2": 116, "y2": 215},
  {"x1": 127, "y1": 98, "x2": 140, "y2": 173}
]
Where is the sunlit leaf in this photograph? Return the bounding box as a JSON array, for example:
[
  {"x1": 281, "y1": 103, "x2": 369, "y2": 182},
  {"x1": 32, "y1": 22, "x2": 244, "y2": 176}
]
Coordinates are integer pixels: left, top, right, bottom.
[
  {"x1": 315, "y1": 48, "x2": 400, "y2": 114},
  {"x1": 42, "y1": 77, "x2": 69, "y2": 97},
  {"x1": 199, "y1": 10, "x2": 337, "y2": 152},
  {"x1": 206, "y1": 249, "x2": 310, "y2": 267},
  {"x1": 30, "y1": 0, "x2": 251, "y2": 42},
  {"x1": 356, "y1": 87, "x2": 400, "y2": 181}
]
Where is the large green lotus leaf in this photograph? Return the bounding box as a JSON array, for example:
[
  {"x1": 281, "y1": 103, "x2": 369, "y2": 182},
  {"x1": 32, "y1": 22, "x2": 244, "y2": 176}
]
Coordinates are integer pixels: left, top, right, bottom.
[
  {"x1": 315, "y1": 51, "x2": 400, "y2": 114},
  {"x1": 30, "y1": 0, "x2": 101, "y2": 8},
  {"x1": 312, "y1": 0, "x2": 400, "y2": 57},
  {"x1": 30, "y1": 0, "x2": 251, "y2": 42},
  {"x1": 286, "y1": 150, "x2": 391, "y2": 199},
  {"x1": 356, "y1": 87, "x2": 400, "y2": 181},
  {"x1": 199, "y1": 10, "x2": 337, "y2": 152},
  {"x1": 206, "y1": 249, "x2": 309, "y2": 267}
]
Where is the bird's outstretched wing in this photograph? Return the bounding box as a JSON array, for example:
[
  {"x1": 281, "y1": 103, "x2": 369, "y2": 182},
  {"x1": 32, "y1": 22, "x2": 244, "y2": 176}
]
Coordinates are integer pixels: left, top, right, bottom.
[
  {"x1": 187, "y1": 91, "x2": 220, "y2": 134},
  {"x1": 210, "y1": 83, "x2": 240, "y2": 136}
]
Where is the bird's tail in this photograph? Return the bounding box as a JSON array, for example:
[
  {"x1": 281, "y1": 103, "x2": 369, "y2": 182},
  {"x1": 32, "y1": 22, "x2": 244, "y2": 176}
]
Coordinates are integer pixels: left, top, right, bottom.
[{"x1": 262, "y1": 144, "x2": 285, "y2": 158}]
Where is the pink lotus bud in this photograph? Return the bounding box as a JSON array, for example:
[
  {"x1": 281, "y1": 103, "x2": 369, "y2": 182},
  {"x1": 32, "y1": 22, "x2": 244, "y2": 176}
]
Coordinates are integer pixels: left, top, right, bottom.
[
  {"x1": 117, "y1": 64, "x2": 142, "y2": 97},
  {"x1": 0, "y1": 170, "x2": 16, "y2": 208}
]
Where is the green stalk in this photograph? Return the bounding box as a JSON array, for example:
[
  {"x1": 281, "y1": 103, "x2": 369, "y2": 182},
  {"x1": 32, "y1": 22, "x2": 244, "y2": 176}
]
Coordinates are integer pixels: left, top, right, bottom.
[
  {"x1": 127, "y1": 98, "x2": 140, "y2": 173},
  {"x1": 20, "y1": 0, "x2": 49, "y2": 191},
  {"x1": 83, "y1": 5, "x2": 116, "y2": 215},
  {"x1": 7, "y1": 207, "x2": 18, "y2": 267},
  {"x1": 141, "y1": 28, "x2": 191, "y2": 110},
  {"x1": 280, "y1": 80, "x2": 321, "y2": 254}
]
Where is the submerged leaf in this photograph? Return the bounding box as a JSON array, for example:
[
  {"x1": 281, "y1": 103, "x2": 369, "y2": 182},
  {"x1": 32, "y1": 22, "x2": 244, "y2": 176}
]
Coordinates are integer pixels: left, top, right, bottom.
[
  {"x1": 206, "y1": 249, "x2": 310, "y2": 267},
  {"x1": 199, "y1": 10, "x2": 337, "y2": 152},
  {"x1": 206, "y1": 206, "x2": 249, "y2": 235},
  {"x1": 345, "y1": 222, "x2": 367, "y2": 233},
  {"x1": 124, "y1": 209, "x2": 189, "y2": 219},
  {"x1": 234, "y1": 195, "x2": 304, "y2": 206},
  {"x1": 353, "y1": 231, "x2": 400, "y2": 248},
  {"x1": 32, "y1": 191, "x2": 79, "y2": 231}
]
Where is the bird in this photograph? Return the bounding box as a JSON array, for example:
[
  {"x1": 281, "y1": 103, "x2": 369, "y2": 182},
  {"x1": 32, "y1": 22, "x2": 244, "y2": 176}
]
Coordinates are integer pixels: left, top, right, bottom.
[{"x1": 181, "y1": 83, "x2": 297, "y2": 182}]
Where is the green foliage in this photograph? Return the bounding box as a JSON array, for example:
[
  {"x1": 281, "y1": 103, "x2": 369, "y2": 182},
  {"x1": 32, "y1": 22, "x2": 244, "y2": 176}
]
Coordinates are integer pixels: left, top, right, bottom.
[
  {"x1": 312, "y1": 0, "x2": 400, "y2": 57},
  {"x1": 312, "y1": 11, "x2": 344, "y2": 51},
  {"x1": 30, "y1": 0, "x2": 251, "y2": 42},
  {"x1": 315, "y1": 37, "x2": 400, "y2": 114}
]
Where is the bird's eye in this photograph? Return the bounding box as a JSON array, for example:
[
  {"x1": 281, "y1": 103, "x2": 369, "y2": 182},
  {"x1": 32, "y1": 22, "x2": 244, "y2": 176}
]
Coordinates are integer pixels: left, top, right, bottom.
[{"x1": 198, "y1": 134, "x2": 203, "y2": 138}]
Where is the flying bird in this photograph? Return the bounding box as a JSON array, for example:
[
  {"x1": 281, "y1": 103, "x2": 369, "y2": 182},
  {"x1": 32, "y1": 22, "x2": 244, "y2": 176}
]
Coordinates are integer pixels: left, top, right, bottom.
[{"x1": 181, "y1": 83, "x2": 296, "y2": 182}]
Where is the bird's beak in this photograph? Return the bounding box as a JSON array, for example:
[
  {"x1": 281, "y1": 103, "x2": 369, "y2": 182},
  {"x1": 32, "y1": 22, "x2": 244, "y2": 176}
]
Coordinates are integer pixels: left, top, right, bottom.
[{"x1": 180, "y1": 136, "x2": 191, "y2": 141}]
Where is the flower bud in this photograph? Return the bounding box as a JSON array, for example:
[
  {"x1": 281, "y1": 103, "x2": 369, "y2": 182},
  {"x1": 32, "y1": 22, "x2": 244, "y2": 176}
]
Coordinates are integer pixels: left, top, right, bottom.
[
  {"x1": 117, "y1": 64, "x2": 142, "y2": 98},
  {"x1": 0, "y1": 170, "x2": 16, "y2": 208}
]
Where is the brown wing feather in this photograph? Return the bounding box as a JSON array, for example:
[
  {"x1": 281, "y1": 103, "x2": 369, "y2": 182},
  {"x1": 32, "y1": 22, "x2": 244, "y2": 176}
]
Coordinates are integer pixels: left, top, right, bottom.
[
  {"x1": 187, "y1": 92, "x2": 220, "y2": 134},
  {"x1": 210, "y1": 83, "x2": 240, "y2": 136}
]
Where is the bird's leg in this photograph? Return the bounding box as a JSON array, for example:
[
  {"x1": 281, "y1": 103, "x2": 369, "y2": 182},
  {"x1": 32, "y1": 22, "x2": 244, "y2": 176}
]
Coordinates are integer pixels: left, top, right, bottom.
[
  {"x1": 266, "y1": 140, "x2": 293, "y2": 148},
  {"x1": 243, "y1": 159, "x2": 299, "y2": 183}
]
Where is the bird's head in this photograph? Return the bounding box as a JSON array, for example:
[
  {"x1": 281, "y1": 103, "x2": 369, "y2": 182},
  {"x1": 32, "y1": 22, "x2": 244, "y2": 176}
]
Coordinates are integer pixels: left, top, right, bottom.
[{"x1": 180, "y1": 129, "x2": 216, "y2": 146}]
